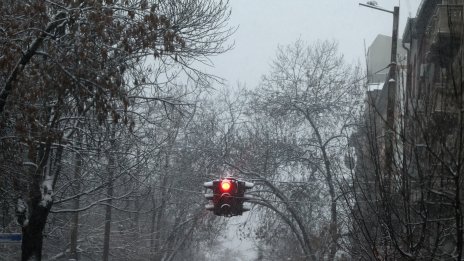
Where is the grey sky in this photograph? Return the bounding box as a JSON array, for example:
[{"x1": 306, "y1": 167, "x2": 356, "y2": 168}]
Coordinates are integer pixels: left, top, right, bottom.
[{"x1": 208, "y1": 0, "x2": 420, "y2": 89}]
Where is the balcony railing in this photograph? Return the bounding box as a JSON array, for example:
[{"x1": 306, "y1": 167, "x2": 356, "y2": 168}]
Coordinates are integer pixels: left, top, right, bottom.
[
  {"x1": 434, "y1": 82, "x2": 453, "y2": 94},
  {"x1": 433, "y1": 91, "x2": 458, "y2": 113},
  {"x1": 428, "y1": 4, "x2": 463, "y2": 48}
]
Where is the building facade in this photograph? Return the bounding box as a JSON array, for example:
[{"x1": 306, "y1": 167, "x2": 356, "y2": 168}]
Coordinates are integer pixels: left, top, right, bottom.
[
  {"x1": 351, "y1": 0, "x2": 464, "y2": 259},
  {"x1": 400, "y1": 1, "x2": 464, "y2": 258}
]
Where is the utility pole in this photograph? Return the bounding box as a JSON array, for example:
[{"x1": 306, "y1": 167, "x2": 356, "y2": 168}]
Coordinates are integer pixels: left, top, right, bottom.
[
  {"x1": 385, "y1": 6, "x2": 399, "y2": 190},
  {"x1": 359, "y1": 3, "x2": 399, "y2": 188}
]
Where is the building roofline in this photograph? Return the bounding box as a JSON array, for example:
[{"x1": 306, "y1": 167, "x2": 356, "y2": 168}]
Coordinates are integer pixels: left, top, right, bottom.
[
  {"x1": 402, "y1": 18, "x2": 416, "y2": 43},
  {"x1": 415, "y1": 0, "x2": 441, "y2": 36}
]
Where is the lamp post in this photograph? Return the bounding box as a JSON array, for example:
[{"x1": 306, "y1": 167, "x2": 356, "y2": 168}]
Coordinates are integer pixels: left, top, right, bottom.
[{"x1": 360, "y1": 3, "x2": 399, "y2": 188}]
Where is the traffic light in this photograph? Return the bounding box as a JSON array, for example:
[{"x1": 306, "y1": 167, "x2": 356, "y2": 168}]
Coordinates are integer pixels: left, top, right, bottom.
[{"x1": 203, "y1": 178, "x2": 254, "y2": 217}]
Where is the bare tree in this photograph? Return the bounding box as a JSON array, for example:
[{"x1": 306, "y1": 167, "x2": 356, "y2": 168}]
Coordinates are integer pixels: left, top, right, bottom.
[
  {"x1": 0, "y1": 0, "x2": 234, "y2": 260},
  {"x1": 251, "y1": 40, "x2": 361, "y2": 260},
  {"x1": 203, "y1": 40, "x2": 363, "y2": 260}
]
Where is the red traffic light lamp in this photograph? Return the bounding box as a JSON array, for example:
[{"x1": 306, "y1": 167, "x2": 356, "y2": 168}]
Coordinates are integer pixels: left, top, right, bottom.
[{"x1": 220, "y1": 179, "x2": 232, "y2": 192}]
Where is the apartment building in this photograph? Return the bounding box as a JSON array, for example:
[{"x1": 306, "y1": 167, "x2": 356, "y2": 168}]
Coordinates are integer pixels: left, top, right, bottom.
[{"x1": 351, "y1": 0, "x2": 464, "y2": 258}]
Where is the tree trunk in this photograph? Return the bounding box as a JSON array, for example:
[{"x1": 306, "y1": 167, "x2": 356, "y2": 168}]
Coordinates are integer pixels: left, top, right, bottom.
[
  {"x1": 102, "y1": 127, "x2": 116, "y2": 261},
  {"x1": 21, "y1": 200, "x2": 51, "y2": 261},
  {"x1": 149, "y1": 194, "x2": 156, "y2": 259},
  {"x1": 153, "y1": 154, "x2": 170, "y2": 261},
  {"x1": 304, "y1": 112, "x2": 338, "y2": 260},
  {"x1": 133, "y1": 195, "x2": 140, "y2": 241},
  {"x1": 102, "y1": 159, "x2": 114, "y2": 261},
  {"x1": 133, "y1": 149, "x2": 141, "y2": 244},
  {"x1": 69, "y1": 149, "x2": 82, "y2": 260},
  {"x1": 21, "y1": 143, "x2": 60, "y2": 261}
]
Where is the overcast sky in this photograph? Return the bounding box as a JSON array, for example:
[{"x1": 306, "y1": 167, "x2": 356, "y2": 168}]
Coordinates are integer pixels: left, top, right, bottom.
[{"x1": 207, "y1": 0, "x2": 420, "y2": 89}]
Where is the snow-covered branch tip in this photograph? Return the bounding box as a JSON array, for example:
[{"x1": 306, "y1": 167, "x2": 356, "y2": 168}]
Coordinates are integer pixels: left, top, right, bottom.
[{"x1": 16, "y1": 198, "x2": 29, "y2": 227}]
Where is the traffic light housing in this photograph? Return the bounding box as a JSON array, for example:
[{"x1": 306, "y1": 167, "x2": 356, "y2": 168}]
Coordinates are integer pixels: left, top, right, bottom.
[
  {"x1": 235, "y1": 180, "x2": 254, "y2": 214},
  {"x1": 203, "y1": 178, "x2": 254, "y2": 217}
]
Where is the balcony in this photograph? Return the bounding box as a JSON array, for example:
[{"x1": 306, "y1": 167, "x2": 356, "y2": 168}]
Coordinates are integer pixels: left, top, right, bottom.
[
  {"x1": 434, "y1": 82, "x2": 454, "y2": 95},
  {"x1": 433, "y1": 91, "x2": 458, "y2": 113},
  {"x1": 451, "y1": 46, "x2": 464, "y2": 80},
  {"x1": 429, "y1": 4, "x2": 463, "y2": 52}
]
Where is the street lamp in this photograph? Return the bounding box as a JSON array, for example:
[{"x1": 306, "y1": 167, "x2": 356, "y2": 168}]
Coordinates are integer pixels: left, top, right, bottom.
[{"x1": 359, "y1": 2, "x2": 400, "y2": 186}]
